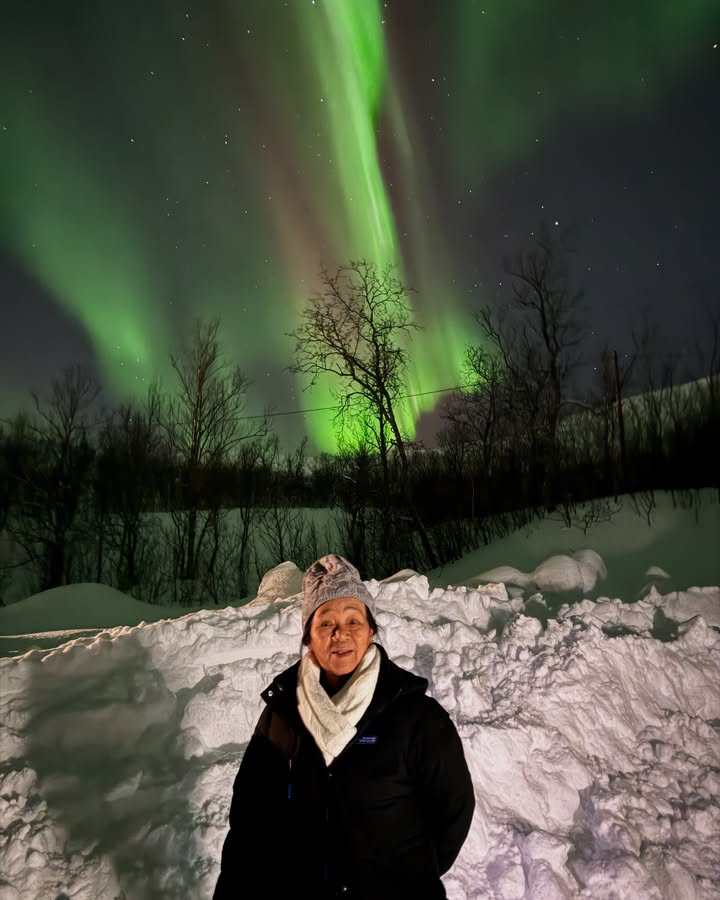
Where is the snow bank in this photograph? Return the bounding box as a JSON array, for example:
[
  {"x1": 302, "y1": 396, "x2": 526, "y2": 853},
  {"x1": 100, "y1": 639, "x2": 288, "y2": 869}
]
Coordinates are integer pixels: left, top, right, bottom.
[
  {"x1": 0, "y1": 583, "x2": 180, "y2": 634},
  {"x1": 1, "y1": 576, "x2": 719, "y2": 899}
]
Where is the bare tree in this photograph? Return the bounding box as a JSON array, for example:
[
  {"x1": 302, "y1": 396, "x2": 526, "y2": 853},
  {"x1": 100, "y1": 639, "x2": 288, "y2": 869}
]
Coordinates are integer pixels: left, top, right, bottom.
[
  {"x1": 98, "y1": 383, "x2": 165, "y2": 592},
  {"x1": 694, "y1": 308, "x2": 720, "y2": 420},
  {"x1": 441, "y1": 346, "x2": 510, "y2": 519},
  {"x1": 0, "y1": 423, "x2": 15, "y2": 536},
  {"x1": 9, "y1": 366, "x2": 99, "y2": 591},
  {"x1": 578, "y1": 343, "x2": 640, "y2": 493},
  {"x1": 161, "y1": 318, "x2": 266, "y2": 601},
  {"x1": 289, "y1": 260, "x2": 438, "y2": 568},
  {"x1": 471, "y1": 225, "x2": 588, "y2": 504},
  {"x1": 227, "y1": 436, "x2": 275, "y2": 598},
  {"x1": 0, "y1": 417, "x2": 34, "y2": 603}
]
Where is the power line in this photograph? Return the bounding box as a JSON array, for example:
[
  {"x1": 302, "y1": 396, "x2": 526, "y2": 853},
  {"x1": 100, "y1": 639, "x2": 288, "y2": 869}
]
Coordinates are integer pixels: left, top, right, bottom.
[
  {"x1": 238, "y1": 383, "x2": 475, "y2": 420},
  {"x1": 244, "y1": 346, "x2": 708, "y2": 421}
]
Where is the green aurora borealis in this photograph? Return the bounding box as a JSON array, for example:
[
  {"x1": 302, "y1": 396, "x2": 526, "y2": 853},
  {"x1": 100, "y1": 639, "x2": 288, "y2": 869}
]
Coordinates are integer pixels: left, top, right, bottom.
[{"x1": 1, "y1": 0, "x2": 717, "y2": 450}]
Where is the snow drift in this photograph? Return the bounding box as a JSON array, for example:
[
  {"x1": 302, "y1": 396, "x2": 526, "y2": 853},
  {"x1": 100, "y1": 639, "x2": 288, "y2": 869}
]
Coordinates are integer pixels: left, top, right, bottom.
[{"x1": 1, "y1": 574, "x2": 719, "y2": 899}]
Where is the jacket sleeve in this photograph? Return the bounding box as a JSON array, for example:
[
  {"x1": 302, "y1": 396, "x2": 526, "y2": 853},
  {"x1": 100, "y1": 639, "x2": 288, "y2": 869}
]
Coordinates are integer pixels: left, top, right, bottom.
[
  {"x1": 407, "y1": 698, "x2": 475, "y2": 875},
  {"x1": 213, "y1": 707, "x2": 283, "y2": 899}
]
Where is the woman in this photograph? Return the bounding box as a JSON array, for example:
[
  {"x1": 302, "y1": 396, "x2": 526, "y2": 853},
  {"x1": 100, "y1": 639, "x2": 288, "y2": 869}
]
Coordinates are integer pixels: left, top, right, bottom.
[{"x1": 214, "y1": 554, "x2": 475, "y2": 899}]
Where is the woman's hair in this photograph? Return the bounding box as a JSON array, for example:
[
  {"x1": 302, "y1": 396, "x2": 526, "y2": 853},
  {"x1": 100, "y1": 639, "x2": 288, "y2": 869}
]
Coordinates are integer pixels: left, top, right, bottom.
[{"x1": 301, "y1": 606, "x2": 379, "y2": 647}]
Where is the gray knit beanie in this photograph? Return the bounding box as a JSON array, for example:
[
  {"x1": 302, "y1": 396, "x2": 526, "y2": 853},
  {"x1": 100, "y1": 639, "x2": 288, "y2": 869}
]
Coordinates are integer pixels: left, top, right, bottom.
[{"x1": 301, "y1": 554, "x2": 375, "y2": 634}]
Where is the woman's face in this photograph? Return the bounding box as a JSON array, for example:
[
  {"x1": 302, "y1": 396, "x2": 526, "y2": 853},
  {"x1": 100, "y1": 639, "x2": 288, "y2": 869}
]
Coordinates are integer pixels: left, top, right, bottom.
[{"x1": 307, "y1": 597, "x2": 374, "y2": 687}]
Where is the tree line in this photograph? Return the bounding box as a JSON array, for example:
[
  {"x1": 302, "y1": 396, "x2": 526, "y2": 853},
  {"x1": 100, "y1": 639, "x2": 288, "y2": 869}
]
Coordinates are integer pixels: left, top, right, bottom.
[{"x1": 1, "y1": 228, "x2": 718, "y2": 605}]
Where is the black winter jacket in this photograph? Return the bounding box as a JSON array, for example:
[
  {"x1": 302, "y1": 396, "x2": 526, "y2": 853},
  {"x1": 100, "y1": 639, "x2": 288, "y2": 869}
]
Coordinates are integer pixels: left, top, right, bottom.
[{"x1": 213, "y1": 644, "x2": 475, "y2": 900}]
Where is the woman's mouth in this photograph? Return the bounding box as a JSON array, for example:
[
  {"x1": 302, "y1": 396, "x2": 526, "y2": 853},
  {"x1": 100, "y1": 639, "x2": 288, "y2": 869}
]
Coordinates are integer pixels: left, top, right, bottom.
[{"x1": 332, "y1": 649, "x2": 352, "y2": 657}]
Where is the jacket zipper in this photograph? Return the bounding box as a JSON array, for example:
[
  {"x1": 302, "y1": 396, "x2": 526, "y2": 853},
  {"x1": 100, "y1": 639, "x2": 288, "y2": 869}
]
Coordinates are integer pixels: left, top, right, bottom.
[{"x1": 287, "y1": 732, "x2": 300, "y2": 800}]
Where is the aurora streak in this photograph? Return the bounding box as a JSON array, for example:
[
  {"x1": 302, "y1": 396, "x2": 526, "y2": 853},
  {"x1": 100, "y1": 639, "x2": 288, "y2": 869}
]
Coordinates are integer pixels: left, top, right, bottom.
[{"x1": 0, "y1": 0, "x2": 717, "y2": 450}]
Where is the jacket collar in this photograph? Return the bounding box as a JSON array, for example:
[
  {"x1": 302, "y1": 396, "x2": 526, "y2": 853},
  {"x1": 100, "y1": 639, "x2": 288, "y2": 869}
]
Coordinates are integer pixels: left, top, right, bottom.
[
  {"x1": 261, "y1": 659, "x2": 301, "y2": 715},
  {"x1": 371, "y1": 643, "x2": 428, "y2": 704}
]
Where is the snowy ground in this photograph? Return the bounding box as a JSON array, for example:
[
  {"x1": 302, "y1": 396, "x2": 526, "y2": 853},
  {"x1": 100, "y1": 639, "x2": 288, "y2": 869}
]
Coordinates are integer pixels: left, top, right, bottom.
[
  {"x1": 1, "y1": 495, "x2": 719, "y2": 898},
  {"x1": 430, "y1": 490, "x2": 720, "y2": 603},
  {"x1": 1, "y1": 566, "x2": 719, "y2": 899}
]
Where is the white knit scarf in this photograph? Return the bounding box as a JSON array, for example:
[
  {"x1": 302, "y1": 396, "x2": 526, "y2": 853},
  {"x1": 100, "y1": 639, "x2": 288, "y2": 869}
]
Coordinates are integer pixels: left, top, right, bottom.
[{"x1": 297, "y1": 643, "x2": 380, "y2": 766}]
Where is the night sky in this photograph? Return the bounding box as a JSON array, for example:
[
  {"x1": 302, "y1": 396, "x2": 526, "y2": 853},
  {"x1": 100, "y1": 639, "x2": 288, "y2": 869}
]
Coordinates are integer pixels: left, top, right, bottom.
[{"x1": 1, "y1": 1, "x2": 718, "y2": 450}]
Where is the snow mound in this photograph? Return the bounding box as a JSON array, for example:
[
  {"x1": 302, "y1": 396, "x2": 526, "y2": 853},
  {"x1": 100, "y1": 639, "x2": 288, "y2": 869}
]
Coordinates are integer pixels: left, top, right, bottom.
[
  {"x1": 471, "y1": 549, "x2": 607, "y2": 596},
  {"x1": 381, "y1": 568, "x2": 420, "y2": 583},
  {"x1": 246, "y1": 561, "x2": 303, "y2": 606},
  {"x1": 0, "y1": 583, "x2": 179, "y2": 634},
  {"x1": 1, "y1": 580, "x2": 719, "y2": 899},
  {"x1": 468, "y1": 565, "x2": 533, "y2": 589},
  {"x1": 534, "y1": 553, "x2": 602, "y2": 593},
  {"x1": 571, "y1": 547, "x2": 607, "y2": 585}
]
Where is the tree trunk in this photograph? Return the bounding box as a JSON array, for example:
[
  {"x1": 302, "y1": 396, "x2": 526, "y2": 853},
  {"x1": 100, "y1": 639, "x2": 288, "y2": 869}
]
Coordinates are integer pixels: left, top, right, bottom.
[
  {"x1": 612, "y1": 349, "x2": 627, "y2": 475},
  {"x1": 385, "y1": 401, "x2": 438, "y2": 569},
  {"x1": 48, "y1": 538, "x2": 65, "y2": 590},
  {"x1": 378, "y1": 413, "x2": 392, "y2": 555},
  {"x1": 185, "y1": 506, "x2": 198, "y2": 581},
  {"x1": 95, "y1": 517, "x2": 105, "y2": 583}
]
